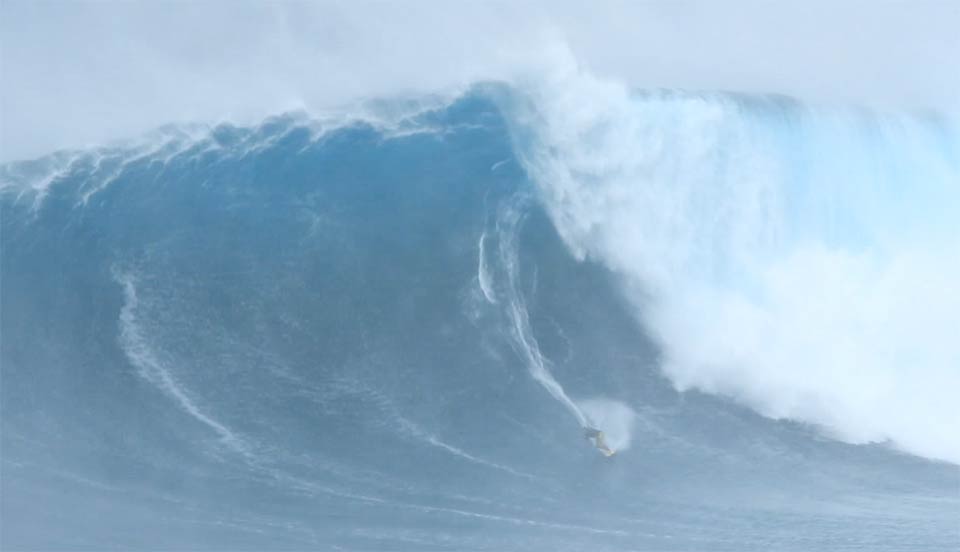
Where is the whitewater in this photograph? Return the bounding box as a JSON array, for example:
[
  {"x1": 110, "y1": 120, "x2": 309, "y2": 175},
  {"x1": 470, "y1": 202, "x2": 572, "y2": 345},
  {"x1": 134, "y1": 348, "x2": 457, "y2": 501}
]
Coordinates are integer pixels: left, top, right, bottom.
[{"x1": 2, "y1": 69, "x2": 958, "y2": 550}]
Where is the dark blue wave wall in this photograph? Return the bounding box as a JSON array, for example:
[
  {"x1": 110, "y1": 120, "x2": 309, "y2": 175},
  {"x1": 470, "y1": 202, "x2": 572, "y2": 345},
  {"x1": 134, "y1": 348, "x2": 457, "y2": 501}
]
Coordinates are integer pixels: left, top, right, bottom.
[{"x1": 2, "y1": 89, "x2": 956, "y2": 551}]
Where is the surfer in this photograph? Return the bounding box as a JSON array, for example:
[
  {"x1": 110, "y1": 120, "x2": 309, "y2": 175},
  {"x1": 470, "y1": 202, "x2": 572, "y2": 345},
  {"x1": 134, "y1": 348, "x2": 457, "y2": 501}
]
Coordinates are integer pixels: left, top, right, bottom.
[{"x1": 583, "y1": 426, "x2": 615, "y2": 456}]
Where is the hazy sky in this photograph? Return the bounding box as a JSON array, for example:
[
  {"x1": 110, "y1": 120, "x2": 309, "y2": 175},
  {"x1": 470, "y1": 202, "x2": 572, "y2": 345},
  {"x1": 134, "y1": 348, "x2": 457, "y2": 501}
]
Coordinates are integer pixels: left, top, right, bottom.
[{"x1": 2, "y1": 1, "x2": 958, "y2": 161}]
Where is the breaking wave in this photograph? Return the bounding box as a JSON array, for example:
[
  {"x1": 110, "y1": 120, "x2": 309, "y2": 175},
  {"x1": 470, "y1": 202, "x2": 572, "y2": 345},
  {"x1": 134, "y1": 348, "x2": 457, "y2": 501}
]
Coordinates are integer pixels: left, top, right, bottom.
[{"x1": 2, "y1": 71, "x2": 957, "y2": 550}]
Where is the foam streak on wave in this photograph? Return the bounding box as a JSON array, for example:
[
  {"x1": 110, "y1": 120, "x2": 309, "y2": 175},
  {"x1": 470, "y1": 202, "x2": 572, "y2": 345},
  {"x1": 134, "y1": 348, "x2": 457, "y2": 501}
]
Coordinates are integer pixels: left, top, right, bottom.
[
  {"x1": 477, "y1": 232, "x2": 497, "y2": 304},
  {"x1": 114, "y1": 270, "x2": 248, "y2": 454},
  {"x1": 396, "y1": 417, "x2": 536, "y2": 480}
]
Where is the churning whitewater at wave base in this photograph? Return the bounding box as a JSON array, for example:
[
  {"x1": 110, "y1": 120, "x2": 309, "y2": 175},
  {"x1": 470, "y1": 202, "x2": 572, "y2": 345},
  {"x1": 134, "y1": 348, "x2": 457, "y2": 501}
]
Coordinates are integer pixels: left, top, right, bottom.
[{"x1": 2, "y1": 68, "x2": 958, "y2": 550}]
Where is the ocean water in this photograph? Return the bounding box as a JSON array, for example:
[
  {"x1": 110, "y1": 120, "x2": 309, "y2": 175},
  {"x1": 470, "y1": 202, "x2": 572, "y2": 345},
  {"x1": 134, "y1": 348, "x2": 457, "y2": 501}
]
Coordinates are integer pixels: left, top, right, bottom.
[{"x1": 2, "y1": 80, "x2": 958, "y2": 550}]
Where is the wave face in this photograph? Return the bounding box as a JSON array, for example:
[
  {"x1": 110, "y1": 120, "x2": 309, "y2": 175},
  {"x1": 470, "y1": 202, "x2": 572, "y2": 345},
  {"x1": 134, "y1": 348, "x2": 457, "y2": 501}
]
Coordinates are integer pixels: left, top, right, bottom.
[{"x1": 2, "y1": 85, "x2": 957, "y2": 550}]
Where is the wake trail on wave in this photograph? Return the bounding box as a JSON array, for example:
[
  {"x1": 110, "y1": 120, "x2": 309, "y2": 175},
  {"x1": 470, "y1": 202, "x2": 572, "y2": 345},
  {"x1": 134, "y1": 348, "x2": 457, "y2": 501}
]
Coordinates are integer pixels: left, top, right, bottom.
[
  {"x1": 483, "y1": 195, "x2": 640, "y2": 452},
  {"x1": 491, "y1": 198, "x2": 589, "y2": 429}
]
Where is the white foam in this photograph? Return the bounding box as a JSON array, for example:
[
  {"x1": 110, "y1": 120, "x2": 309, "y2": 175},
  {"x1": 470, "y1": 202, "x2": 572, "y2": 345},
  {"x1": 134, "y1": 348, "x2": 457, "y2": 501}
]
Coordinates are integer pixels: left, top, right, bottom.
[{"x1": 506, "y1": 59, "x2": 960, "y2": 464}]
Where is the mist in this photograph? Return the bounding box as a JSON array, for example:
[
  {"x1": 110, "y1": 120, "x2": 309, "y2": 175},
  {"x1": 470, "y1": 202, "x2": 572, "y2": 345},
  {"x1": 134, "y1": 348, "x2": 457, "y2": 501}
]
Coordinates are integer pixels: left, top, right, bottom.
[{"x1": 3, "y1": 1, "x2": 958, "y2": 161}]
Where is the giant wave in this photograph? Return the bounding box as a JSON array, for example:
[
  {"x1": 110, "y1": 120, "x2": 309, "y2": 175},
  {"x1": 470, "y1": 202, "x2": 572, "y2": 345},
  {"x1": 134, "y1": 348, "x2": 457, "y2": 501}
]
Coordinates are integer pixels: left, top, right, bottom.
[{"x1": 2, "y1": 75, "x2": 957, "y2": 550}]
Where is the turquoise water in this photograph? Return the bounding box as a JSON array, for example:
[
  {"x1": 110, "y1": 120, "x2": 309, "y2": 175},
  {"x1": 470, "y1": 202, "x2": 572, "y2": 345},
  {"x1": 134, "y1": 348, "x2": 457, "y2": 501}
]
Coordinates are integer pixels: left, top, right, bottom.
[{"x1": 2, "y1": 88, "x2": 957, "y2": 550}]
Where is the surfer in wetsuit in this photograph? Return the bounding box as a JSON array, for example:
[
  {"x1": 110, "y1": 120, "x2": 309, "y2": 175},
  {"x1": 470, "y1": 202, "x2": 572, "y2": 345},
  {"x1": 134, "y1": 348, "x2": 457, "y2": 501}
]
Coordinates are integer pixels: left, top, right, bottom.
[{"x1": 583, "y1": 426, "x2": 615, "y2": 456}]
